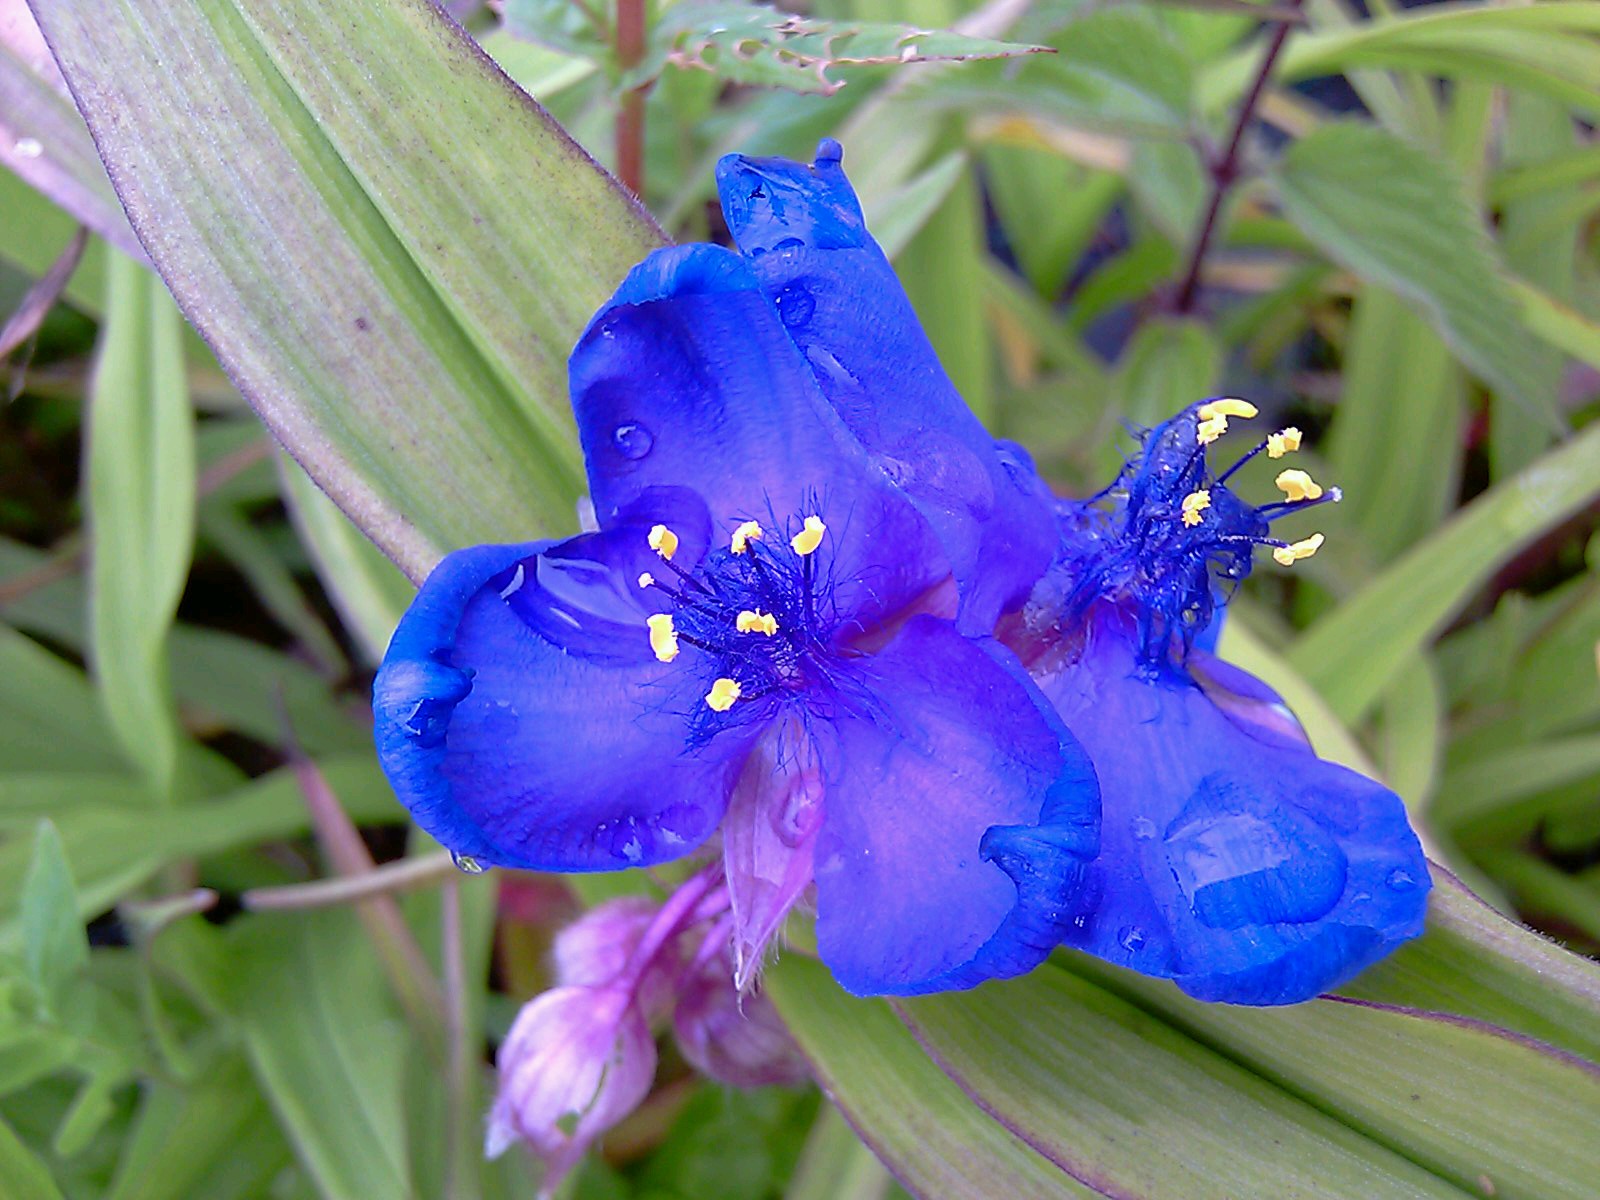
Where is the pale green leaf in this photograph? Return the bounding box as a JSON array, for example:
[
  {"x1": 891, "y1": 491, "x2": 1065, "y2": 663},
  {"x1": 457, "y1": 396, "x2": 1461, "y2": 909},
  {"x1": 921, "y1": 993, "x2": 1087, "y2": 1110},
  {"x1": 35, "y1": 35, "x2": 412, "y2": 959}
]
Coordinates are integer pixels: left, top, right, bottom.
[
  {"x1": 19, "y1": 822, "x2": 88, "y2": 1007},
  {"x1": 1510, "y1": 277, "x2": 1600, "y2": 373},
  {"x1": 897, "y1": 966, "x2": 1471, "y2": 1200},
  {"x1": 0, "y1": 1111, "x2": 64, "y2": 1200},
  {"x1": 86, "y1": 252, "x2": 195, "y2": 799},
  {"x1": 277, "y1": 456, "x2": 414, "y2": 668},
  {"x1": 30, "y1": 0, "x2": 664, "y2": 578},
  {"x1": 766, "y1": 956, "x2": 1091, "y2": 1199},
  {"x1": 1273, "y1": 122, "x2": 1551, "y2": 426},
  {"x1": 1287, "y1": 419, "x2": 1600, "y2": 722},
  {"x1": 0, "y1": 626, "x2": 126, "y2": 773}
]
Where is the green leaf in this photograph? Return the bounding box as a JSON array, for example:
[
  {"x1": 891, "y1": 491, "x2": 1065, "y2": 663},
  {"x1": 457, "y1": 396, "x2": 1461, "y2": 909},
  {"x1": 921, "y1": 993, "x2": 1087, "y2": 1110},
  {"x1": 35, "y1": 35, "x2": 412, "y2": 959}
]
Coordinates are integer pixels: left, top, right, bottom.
[
  {"x1": 640, "y1": 2, "x2": 1047, "y2": 95},
  {"x1": 766, "y1": 956, "x2": 1090, "y2": 1199},
  {"x1": 1053, "y1": 955, "x2": 1600, "y2": 1200},
  {"x1": 499, "y1": 0, "x2": 610, "y2": 60},
  {"x1": 277, "y1": 455, "x2": 414, "y2": 667},
  {"x1": 0, "y1": 1111, "x2": 64, "y2": 1200},
  {"x1": 1326, "y1": 287, "x2": 1462, "y2": 564},
  {"x1": 1509, "y1": 276, "x2": 1600, "y2": 373},
  {"x1": 936, "y1": 9, "x2": 1198, "y2": 139},
  {"x1": 0, "y1": 626, "x2": 127, "y2": 773},
  {"x1": 897, "y1": 965, "x2": 1471, "y2": 1200},
  {"x1": 224, "y1": 910, "x2": 413, "y2": 1200},
  {"x1": 1112, "y1": 317, "x2": 1222, "y2": 431},
  {"x1": 1273, "y1": 122, "x2": 1551, "y2": 427},
  {"x1": 31, "y1": 0, "x2": 664, "y2": 579},
  {"x1": 86, "y1": 253, "x2": 195, "y2": 799},
  {"x1": 19, "y1": 822, "x2": 88, "y2": 1007},
  {"x1": 1287, "y1": 419, "x2": 1600, "y2": 723}
]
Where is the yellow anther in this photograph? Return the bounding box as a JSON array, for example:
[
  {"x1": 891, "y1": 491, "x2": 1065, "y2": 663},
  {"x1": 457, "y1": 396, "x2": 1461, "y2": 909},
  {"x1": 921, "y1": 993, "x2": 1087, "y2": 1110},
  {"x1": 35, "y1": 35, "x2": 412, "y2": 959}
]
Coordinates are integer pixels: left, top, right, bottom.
[
  {"x1": 730, "y1": 521, "x2": 764, "y2": 555},
  {"x1": 1181, "y1": 489, "x2": 1211, "y2": 528},
  {"x1": 1272, "y1": 533, "x2": 1325, "y2": 567},
  {"x1": 790, "y1": 515, "x2": 826, "y2": 556},
  {"x1": 705, "y1": 677, "x2": 742, "y2": 711},
  {"x1": 647, "y1": 524, "x2": 679, "y2": 561},
  {"x1": 1267, "y1": 427, "x2": 1302, "y2": 459},
  {"x1": 736, "y1": 609, "x2": 778, "y2": 636},
  {"x1": 636, "y1": 571, "x2": 655, "y2": 589},
  {"x1": 1198, "y1": 398, "x2": 1259, "y2": 421},
  {"x1": 646, "y1": 613, "x2": 680, "y2": 663},
  {"x1": 1275, "y1": 468, "x2": 1324, "y2": 502},
  {"x1": 1196, "y1": 415, "x2": 1228, "y2": 445}
]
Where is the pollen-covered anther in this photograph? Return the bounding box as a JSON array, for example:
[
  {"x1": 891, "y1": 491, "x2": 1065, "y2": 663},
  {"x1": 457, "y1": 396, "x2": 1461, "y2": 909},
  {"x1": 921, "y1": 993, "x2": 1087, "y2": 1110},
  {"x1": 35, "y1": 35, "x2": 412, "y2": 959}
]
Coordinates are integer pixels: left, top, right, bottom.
[
  {"x1": 646, "y1": 613, "x2": 680, "y2": 663},
  {"x1": 705, "y1": 677, "x2": 743, "y2": 711},
  {"x1": 1272, "y1": 533, "x2": 1325, "y2": 567},
  {"x1": 1198, "y1": 398, "x2": 1259, "y2": 422},
  {"x1": 790, "y1": 515, "x2": 826, "y2": 556},
  {"x1": 1275, "y1": 469, "x2": 1324, "y2": 502},
  {"x1": 1180, "y1": 489, "x2": 1211, "y2": 527},
  {"x1": 730, "y1": 521, "x2": 764, "y2": 555},
  {"x1": 1267, "y1": 427, "x2": 1302, "y2": 459},
  {"x1": 1196, "y1": 416, "x2": 1228, "y2": 445},
  {"x1": 735, "y1": 609, "x2": 778, "y2": 636},
  {"x1": 636, "y1": 571, "x2": 654, "y2": 589},
  {"x1": 647, "y1": 524, "x2": 679, "y2": 561}
]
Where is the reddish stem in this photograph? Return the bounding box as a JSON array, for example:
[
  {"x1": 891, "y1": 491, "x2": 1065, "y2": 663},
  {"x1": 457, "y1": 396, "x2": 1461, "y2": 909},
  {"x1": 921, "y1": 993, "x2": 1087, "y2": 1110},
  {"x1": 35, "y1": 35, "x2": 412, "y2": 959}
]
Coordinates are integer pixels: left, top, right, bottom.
[{"x1": 615, "y1": 0, "x2": 647, "y2": 195}]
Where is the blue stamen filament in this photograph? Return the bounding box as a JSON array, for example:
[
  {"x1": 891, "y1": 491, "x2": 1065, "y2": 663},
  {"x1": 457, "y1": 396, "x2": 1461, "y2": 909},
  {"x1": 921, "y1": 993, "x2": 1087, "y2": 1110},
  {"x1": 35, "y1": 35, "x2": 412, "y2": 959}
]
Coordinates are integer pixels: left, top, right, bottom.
[{"x1": 639, "y1": 512, "x2": 834, "y2": 713}]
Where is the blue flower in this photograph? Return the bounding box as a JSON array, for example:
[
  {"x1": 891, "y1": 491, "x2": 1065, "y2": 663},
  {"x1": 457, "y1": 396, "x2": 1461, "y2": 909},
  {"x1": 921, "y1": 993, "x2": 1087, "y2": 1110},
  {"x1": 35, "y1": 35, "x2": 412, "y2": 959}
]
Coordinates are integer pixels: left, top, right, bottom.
[
  {"x1": 373, "y1": 141, "x2": 1098, "y2": 997},
  {"x1": 1006, "y1": 400, "x2": 1430, "y2": 1005}
]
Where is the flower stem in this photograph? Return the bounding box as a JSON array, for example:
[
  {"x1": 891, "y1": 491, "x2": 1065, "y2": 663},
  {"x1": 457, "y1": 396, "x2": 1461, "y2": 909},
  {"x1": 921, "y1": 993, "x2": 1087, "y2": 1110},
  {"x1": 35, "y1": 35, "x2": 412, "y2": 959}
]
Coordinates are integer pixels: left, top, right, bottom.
[
  {"x1": 1169, "y1": 0, "x2": 1306, "y2": 315},
  {"x1": 615, "y1": 0, "x2": 647, "y2": 196}
]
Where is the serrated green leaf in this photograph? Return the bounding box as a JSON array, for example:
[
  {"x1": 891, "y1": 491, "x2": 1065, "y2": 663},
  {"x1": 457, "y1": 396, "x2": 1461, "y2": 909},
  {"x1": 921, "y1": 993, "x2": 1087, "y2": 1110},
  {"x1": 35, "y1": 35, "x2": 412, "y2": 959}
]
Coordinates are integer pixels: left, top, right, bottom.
[
  {"x1": 1287, "y1": 419, "x2": 1600, "y2": 723},
  {"x1": 86, "y1": 253, "x2": 195, "y2": 800},
  {"x1": 19, "y1": 822, "x2": 88, "y2": 1008},
  {"x1": 30, "y1": 0, "x2": 663, "y2": 579},
  {"x1": 641, "y1": 2, "x2": 1047, "y2": 95},
  {"x1": 1273, "y1": 122, "x2": 1551, "y2": 427},
  {"x1": 767, "y1": 956, "x2": 1090, "y2": 1199},
  {"x1": 0, "y1": 1111, "x2": 64, "y2": 1200}
]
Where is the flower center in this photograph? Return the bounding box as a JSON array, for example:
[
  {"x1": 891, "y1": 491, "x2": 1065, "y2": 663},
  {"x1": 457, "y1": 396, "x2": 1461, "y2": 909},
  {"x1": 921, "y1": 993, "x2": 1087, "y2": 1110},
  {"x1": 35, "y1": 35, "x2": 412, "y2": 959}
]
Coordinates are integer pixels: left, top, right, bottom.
[
  {"x1": 1053, "y1": 399, "x2": 1342, "y2": 670},
  {"x1": 637, "y1": 511, "x2": 840, "y2": 711}
]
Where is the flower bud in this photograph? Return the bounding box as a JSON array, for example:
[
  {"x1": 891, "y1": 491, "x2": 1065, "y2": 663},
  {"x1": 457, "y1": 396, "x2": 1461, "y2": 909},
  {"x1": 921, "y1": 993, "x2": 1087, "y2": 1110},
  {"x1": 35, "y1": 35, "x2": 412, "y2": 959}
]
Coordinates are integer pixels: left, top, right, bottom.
[
  {"x1": 551, "y1": 895, "x2": 658, "y2": 988},
  {"x1": 486, "y1": 985, "x2": 656, "y2": 1188},
  {"x1": 672, "y1": 956, "x2": 809, "y2": 1089}
]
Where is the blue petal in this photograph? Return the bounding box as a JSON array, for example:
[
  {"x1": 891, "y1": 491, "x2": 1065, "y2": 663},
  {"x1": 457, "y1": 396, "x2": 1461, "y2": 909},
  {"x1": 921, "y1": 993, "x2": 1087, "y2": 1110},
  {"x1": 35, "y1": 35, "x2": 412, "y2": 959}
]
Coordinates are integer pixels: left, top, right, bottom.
[
  {"x1": 1036, "y1": 605, "x2": 1429, "y2": 1005},
  {"x1": 373, "y1": 522, "x2": 761, "y2": 872},
  {"x1": 811, "y1": 616, "x2": 1099, "y2": 996},
  {"x1": 715, "y1": 143, "x2": 1058, "y2": 633},
  {"x1": 571, "y1": 242, "x2": 951, "y2": 628}
]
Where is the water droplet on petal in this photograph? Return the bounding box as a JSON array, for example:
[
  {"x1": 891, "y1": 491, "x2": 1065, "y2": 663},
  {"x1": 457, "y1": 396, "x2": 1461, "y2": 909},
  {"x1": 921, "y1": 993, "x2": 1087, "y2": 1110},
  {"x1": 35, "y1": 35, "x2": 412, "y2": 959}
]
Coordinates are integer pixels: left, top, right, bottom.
[
  {"x1": 775, "y1": 282, "x2": 815, "y2": 328},
  {"x1": 612, "y1": 422, "x2": 653, "y2": 460},
  {"x1": 14, "y1": 138, "x2": 43, "y2": 159},
  {"x1": 1132, "y1": 817, "x2": 1158, "y2": 841},
  {"x1": 1118, "y1": 926, "x2": 1146, "y2": 953},
  {"x1": 1386, "y1": 868, "x2": 1417, "y2": 892},
  {"x1": 401, "y1": 697, "x2": 455, "y2": 747},
  {"x1": 451, "y1": 851, "x2": 485, "y2": 875}
]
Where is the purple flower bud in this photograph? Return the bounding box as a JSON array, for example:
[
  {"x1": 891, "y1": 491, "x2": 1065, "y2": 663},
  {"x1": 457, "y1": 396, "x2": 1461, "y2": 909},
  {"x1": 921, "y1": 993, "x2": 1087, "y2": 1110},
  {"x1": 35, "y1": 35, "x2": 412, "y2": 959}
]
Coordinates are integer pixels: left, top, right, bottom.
[
  {"x1": 551, "y1": 895, "x2": 658, "y2": 988},
  {"x1": 672, "y1": 949, "x2": 810, "y2": 1090},
  {"x1": 485, "y1": 985, "x2": 656, "y2": 1188}
]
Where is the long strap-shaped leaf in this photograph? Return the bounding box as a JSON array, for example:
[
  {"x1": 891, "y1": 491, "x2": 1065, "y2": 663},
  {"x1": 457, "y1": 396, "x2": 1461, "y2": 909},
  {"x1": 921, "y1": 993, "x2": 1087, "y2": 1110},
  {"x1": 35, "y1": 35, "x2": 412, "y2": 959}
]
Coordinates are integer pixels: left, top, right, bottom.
[{"x1": 28, "y1": 0, "x2": 666, "y2": 580}]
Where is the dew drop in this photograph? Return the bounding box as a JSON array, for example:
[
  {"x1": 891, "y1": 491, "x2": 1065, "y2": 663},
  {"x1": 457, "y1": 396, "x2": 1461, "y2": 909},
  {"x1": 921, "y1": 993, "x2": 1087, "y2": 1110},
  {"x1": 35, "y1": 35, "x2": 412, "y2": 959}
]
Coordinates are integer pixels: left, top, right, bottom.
[
  {"x1": 776, "y1": 282, "x2": 815, "y2": 328},
  {"x1": 612, "y1": 422, "x2": 654, "y2": 460},
  {"x1": 14, "y1": 137, "x2": 42, "y2": 159},
  {"x1": 400, "y1": 697, "x2": 454, "y2": 748},
  {"x1": 1117, "y1": 926, "x2": 1146, "y2": 953},
  {"x1": 1386, "y1": 868, "x2": 1417, "y2": 892},
  {"x1": 1132, "y1": 816, "x2": 1158, "y2": 841},
  {"x1": 451, "y1": 851, "x2": 485, "y2": 875}
]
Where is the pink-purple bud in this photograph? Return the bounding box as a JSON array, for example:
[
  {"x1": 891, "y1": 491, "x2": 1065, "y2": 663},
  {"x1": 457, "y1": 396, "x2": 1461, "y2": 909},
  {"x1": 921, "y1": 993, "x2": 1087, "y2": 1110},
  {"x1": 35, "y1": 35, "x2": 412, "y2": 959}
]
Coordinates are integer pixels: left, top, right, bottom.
[
  {"x1": 485, "y1": 985, "x2": 656, "y2": 1190},
  {"x1": 672, "y1": 956, "x2": 809, "y2": 1089}
]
